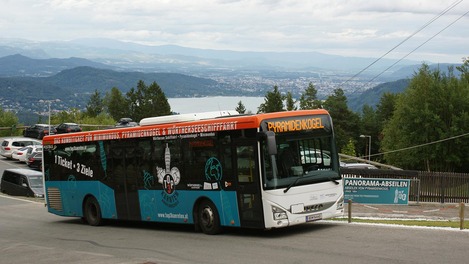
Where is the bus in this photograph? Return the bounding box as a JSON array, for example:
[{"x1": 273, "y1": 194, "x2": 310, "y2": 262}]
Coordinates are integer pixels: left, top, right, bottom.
[{"x1": 42, "y1": 109, "x2": 344, "y2": 234}]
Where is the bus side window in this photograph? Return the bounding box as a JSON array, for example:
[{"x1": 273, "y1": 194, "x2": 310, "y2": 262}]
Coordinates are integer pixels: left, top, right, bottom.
[
  {"x1": 221, "y1": 146, "x2": 232, "y2": 178},
  {"x1": 237, "y1": 146, "x2": 254, "y2": 183}
]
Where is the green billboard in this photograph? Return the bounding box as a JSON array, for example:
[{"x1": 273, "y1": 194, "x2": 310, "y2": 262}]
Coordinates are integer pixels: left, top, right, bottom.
[{"x1": 344, "y1": 177, "x2": 410, "y2": 205}]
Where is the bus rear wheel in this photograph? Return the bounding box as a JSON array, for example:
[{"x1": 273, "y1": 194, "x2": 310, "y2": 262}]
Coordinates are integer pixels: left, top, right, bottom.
[
  {"x1": 84, "y1": 196, "x2": 103, "y2": 226},
  {"x1": 198, "y1": 200, "x2": 221, "y2": 235}
]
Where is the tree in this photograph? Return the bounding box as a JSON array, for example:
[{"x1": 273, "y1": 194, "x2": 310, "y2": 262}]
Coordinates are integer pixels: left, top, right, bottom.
[
  {"x1": 0, "y1": 109, "x2": 19, "y2": 137},
  {"x1": 381, "y1": 63, "x2": 469, "y2": 172},
  {"x1": 126, "y1": 80, "x2": 171, "y2": 121},
  {"x1": 285, "y1": 92, "x2": 297, "y2": 111},
  {"x1": 342, "y1": 139, "x2": 357, "y2": 157},
  {"x1": 104, "y1": 87, "x2": 128, "y2": 121},
  {"x1": 323, "y1": 88, "x2": 360, "y2": 152},
  {"x1": 79, "y1": 113, "x2": 116, "y2": 131},
  {"x1": 85, "y1": 89, "x2": 104, "y2": 118},
  {"x1": 359, "y1": 104, "x2": 380, "y2": 160},
  {"x1": 147, "y1": 81, "x2": 171, "y2": 117},
  {"x1": 235, "y1": 100, "x2": 246, "y2": 114},
  {"x1": 299, "y1": 82, "x2": 322, "y2": 109},
  {"x1": 375, "y1": 92, "x2": 398, "y2": 125},
  {"x1": 257, "y1": 85, "x2": 284, "y2": 113},
  {"x1": 51, "y1": 108, "x2": 82, "y2": 124}
]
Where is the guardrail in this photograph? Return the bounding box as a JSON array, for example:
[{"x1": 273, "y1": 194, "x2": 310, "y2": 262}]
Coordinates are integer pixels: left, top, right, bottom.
[{"x1": 0, "y1": 124, "x2": 111, "y2": 136}]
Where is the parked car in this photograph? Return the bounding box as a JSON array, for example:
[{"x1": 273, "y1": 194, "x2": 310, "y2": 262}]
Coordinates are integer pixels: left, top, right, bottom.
[
  {"x1": 341, "y1": 163, "x2": 378, "y2": 169},
  {"x1": 55, "y1": 122, "x2": 82, "y2": 134},
  {"x1": 11, "y1": 146, "x2": 31, "y2": 162},
  {"x1": 300, "y1": 150, "x2": 331, "y2": 166},
  {"x1": 0, "y1": 137, "x2": 42, "y2": 159},
  {"x1": 25, "y1": 145, "x2": 43, "y2": 164},
  {"x1": 0, "y1": 168, "x2": 44, "y2": 198},
  {"x1": 27, "y1": 152, "x2": 42, "y2": 170},
  {"x1": 23, "y1": 124, "x2": 57, "y2": 139},
  {"x1": 115, "y1": 118, "x2": 138, "y2": 127}
]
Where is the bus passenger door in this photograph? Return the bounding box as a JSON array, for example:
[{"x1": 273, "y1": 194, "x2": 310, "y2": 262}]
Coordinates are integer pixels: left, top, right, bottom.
[
  {"x1": 109, "y1": 142, "x2": 142, "y2": 221},
  {"x1": 235, "y1": 142, "x2": 264, "y2": 228}
]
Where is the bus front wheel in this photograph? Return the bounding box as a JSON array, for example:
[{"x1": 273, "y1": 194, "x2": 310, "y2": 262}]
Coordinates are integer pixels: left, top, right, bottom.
[
  {"x1": 84, "y1": 196, "x2": 103, "y2": 226},
  {"x1": 198, "y1": 200, "x2": 221, "y2": 235}
]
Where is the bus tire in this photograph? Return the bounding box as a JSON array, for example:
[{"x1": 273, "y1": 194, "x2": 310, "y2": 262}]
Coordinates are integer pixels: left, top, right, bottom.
[
  {"x1": 197, "y1": 199, "x2": 222, "y2": 235},
  {"x1": 84, "y1": 196, "x2": 103, "y2": 226}
]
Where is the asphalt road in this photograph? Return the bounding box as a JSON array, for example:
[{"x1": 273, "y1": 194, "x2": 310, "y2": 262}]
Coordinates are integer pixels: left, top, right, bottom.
[
  {"x1": 1, "y1": 157, "x2": 468, "y2": 264},
  {"x1": 1, "y1": 194, "x2": 469, "y2": 264}
]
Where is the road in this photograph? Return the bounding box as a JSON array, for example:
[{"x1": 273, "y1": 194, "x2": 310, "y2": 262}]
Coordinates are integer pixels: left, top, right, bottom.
[{"x1": 1, "y1": 158, "x2": 468, "y2": 264}]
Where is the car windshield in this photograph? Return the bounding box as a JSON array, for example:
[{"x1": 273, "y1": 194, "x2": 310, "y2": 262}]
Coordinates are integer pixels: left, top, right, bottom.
[
  {"x1": 28, "y1": 176, "x2": 43, "y2": 188},
  {"x1": 262, "y1": 134, "x2": 340, "y2": 190}
]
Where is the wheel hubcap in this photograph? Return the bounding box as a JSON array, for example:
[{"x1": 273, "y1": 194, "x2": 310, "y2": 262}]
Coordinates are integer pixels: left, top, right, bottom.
[{"x1": 201, "y1": 207, "x2": 214, "y2": 227}]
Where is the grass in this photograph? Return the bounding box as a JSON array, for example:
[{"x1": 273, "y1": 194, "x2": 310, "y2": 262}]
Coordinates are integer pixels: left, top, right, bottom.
[{"x1": 332, "y1": 218, "x2": 469, "y2": 229}]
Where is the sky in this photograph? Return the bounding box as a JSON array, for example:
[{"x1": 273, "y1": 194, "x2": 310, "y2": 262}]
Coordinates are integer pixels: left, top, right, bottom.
[{"x1": 1, "y1": 0, "x2": 468, "y2": 63}]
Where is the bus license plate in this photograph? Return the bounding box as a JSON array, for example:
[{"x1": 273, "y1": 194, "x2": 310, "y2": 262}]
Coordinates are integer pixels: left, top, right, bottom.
[{"x1": 306, "y1": 213, "x2": 322, "y2": 222}]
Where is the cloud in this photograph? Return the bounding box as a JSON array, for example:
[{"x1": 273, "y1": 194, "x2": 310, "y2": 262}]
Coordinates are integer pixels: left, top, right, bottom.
[{"x1": 1, "y1": 0, "x2": 468, "y2": 62}]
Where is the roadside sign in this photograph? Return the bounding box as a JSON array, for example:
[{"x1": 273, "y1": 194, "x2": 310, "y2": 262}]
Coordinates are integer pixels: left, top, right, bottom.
[{"x1": 344, "y1": 177, "x2": 410, "y2": 205}]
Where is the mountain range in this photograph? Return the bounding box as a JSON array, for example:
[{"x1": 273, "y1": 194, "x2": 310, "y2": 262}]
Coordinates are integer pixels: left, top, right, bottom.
[
  {"x1": 0, "y1": 38, "x2": 462, "y2": 122},
  {"x1": 0, "y1": 58, "x2": 239, "y2": 114}
]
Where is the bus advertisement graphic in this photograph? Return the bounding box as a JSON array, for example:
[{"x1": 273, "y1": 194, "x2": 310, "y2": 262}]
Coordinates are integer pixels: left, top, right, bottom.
[
  {"x1": 344, "y1": 178, "x2": 410, "y2": 205},
  {"x1": 157, "y1": 143, "x2": 181, "y2": 207}
]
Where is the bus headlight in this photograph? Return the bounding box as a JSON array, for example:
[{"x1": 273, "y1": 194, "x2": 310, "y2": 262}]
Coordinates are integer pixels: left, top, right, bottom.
[
  {"x1": 336, "y1": 196, "x2": 344, "y2": 210},
  {"x1": 272, "y1": 205, "x2": 288, "y2": 220}
]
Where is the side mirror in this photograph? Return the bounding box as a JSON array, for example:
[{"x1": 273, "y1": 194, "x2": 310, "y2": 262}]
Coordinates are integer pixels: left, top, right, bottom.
[{"x1": 263, "y1": 131, "x2": 277, "y2": 155}]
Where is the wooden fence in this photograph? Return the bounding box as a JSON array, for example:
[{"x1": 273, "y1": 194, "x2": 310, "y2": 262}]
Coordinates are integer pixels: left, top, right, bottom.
[{"x1": 341, "y1": 168, "x2": 469, "y2": 203}]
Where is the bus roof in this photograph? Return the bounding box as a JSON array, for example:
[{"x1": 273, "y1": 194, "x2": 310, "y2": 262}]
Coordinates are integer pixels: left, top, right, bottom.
[
  {"x1": 140, "y1": 110, "x2": 239, "y2": 126},
  {"x1": 43, "y1": 109, "x2": 330, "y2": 145}
]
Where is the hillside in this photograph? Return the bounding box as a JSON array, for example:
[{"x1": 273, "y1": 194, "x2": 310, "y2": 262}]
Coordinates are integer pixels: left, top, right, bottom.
[
  {"x1": 347, "y1": 79, "x2": 410, "y2": 112},
  {"x1": 0, "y1": 54, "x2": 116, "y2": 77},
  {"x1": 0, "y1": 66, "x2": 243, "y2": 117}
]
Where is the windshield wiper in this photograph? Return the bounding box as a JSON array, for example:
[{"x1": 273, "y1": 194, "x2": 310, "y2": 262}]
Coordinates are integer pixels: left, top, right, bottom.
[
  {"x1": 284, "y1": 174, "x2": 304, "y2": 193},
  {"x1": 329, "y1": 177, "x2": 340, "y2": 185}
]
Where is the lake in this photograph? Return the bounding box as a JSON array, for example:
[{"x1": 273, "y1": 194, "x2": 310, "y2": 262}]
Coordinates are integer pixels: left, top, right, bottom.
[{"x1": 168, "y1": 96, "x2": 265, "y2": 114}]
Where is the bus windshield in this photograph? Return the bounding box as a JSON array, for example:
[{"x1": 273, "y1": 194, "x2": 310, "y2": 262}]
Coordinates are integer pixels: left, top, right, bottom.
[{"x1": 262, "y1": 134, "x2": 340, "y2": 190}]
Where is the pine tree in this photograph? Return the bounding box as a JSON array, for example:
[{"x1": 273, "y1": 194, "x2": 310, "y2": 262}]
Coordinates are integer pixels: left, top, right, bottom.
[
  {"x1": 285, "y1": 92, "x2": 297, "y2": 111},
  {"x1": 104, "y1": 87, "x2": 128, "y2": 121},
  {"x1": 299, "y1": 82, "x2": 322, "y2": 109},
  {"x1": 85, "y1": 89, "x2": 104, "y2": 118},
  {"x1": 257, "y1": 85, "x2": 284, "y2": 113},
  {"x1": 126, "y1": 80, "x2": 171, "y2": 121},
  {"x1": 323, "y1": 88, "x2": 360, "y2": 152},
  {"x1": 235, "y1": 100, "x2": 246, "y2": 114}
]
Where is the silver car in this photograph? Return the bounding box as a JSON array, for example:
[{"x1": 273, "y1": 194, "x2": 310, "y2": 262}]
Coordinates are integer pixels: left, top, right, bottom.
[{"x1": 0, "y1": 137, "x2": 42, "y2": 159}]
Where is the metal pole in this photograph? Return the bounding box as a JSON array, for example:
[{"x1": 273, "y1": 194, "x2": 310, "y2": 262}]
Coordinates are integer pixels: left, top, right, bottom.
[
  {"x1": 48, "y1": 101, "x2": 51, "y2": 136},
  {"x1": 360, "y1": 135, "x2": 372, "y2": 161},
  {"x1": 460, "y1": 202, "x2": 465, "y2": 230},
  {"x1": 368, "y1": 136, "x2": 371, "y2": 161},
  {"x1": 348, "y1": 199, "x2": 352, "y2": 223}
]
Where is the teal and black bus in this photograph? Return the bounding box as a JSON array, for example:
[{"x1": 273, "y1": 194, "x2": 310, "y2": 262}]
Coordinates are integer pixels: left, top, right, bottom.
[{"x1": 43, "y1": 110, "x2": 343, "y2": 234}]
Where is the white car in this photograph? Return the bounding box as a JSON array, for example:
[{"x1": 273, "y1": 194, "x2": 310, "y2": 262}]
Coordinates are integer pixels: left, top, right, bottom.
[
  {"x1": 11, "y1": 147, "x2": 31, "y2": 162},
  {"x1": 24, "y1": 145, "x2": 43, "y2": 164},
  {"x1": 0, "y1": 137, "x2": 41, "y2": 159},
  {"x1": 341, "y1": 163, "x2": 378, "y2": 169},
  {"x1": 300, "y1": 150, "x2": 331, "y2": 166}
]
